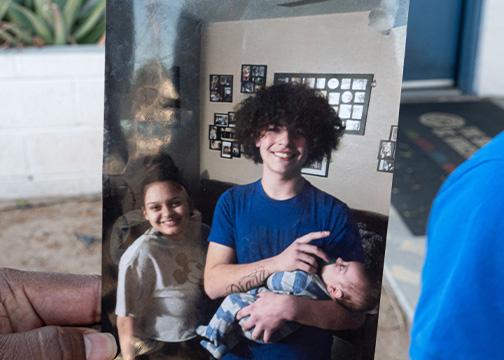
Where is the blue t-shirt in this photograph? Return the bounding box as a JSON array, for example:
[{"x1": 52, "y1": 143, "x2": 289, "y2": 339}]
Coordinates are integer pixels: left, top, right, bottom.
[
  {"x1": 209, "y1": 180, "x2": 363, "y2": 359},
  {"x1": 410, "y1": 131, "x2": 504, "y2": 360}
]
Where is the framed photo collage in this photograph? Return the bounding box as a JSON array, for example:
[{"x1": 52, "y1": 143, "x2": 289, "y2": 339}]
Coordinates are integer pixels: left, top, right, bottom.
[
  {"x1": 377, "y1": 125, "x2": 398, "y2": 173},
  {"x1": 241, "y1": 64, "x2": 267, "y2": 93},
  {"x1": 209, "y1": 69, "x2": 375, "y2": 170},
  {"x1": 209, "y1": 74, "x2": 233, "y2": 102},
  {"x1": 208, "y1": 112, "x2": 242, "y2": 159},
  {"x1": 274, "y1": 73, "x2": 374, "y2": 136}
]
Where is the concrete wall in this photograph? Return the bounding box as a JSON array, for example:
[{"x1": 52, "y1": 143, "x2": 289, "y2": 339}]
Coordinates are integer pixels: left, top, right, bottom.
[
  {"x1": 199, "y1": 13, "x2": 406, "y2": 215},
  {"x1": 474, "y1": 0, "x2": 504, "y2": 96},
  {"x1": 0, "y1": 46, "x2": 104, "y2": 200}
]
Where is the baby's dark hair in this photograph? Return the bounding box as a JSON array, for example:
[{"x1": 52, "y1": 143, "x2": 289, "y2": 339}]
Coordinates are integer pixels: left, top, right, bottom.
[
  {"x1": 138, "y1": 154, "x2": 192, "y2": 209},
  {"x1": 234, "y1": 83, "x2": 345, "y2": 165},
  {"x1": 337, "y1": 278, "x2": 380, "y2": 312}
]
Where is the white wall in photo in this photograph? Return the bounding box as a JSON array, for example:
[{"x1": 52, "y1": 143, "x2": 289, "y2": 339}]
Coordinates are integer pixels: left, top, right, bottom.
[
  {"x1": 0, "y1": 46, "x2": 105, "y2": 200},
  {"x1": 199, "y1": 12, "x2": 406, "y2": 215}
]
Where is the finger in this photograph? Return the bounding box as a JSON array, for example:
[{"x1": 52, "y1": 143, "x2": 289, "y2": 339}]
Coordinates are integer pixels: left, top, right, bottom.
[
  {"x1": 251, "y1": 325, "x2": 264, "y2": 342},
  {"x1": 297, "y1": 244, "x2": 330, "y2": 263},
  {"x1": 0, "y1": 269, "x2": 101, "y2": 330},
  {"x1": 0, "y1": 326, "x2": 117, "y2": 360},
  {"x1": 294, "y1": 231, "x2": 330, "y2": 244},
  {"x1": 236, "y1": 306, "x2": 252, "y2": 321},
  {"x1": 263, "y1": 329, "x2": 272, "y2": 343},
  {"x1": 297, "y1": 252, "x2": 318, "y2": 268},
  {"x1": 240, "y1": 317, "x2": 255, "y2": 332},
  {"x1": 295, "y1": 261, "x2": 317, "y2": 274}
]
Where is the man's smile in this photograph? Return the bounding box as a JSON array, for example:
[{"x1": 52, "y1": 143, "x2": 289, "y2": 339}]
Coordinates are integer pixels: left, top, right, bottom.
[{"x1": 271, "y1": 150, "x2": 298, "y2": 160}]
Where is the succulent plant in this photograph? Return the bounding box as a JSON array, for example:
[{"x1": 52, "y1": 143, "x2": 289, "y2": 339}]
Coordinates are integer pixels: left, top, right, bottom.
[{"x1": 0, "y1": 0, "x2": 106, "y2": 47}]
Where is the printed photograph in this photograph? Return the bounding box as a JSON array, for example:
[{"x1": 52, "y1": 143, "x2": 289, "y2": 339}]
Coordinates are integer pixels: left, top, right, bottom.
[
  {"x1": 241, "y1": 64, "x2": 267, "y2": 94},
  {"x1": 228, "y1": 112, "x2": 236, "y2": 127},
  {"x1": 210, "y1": 139, "x2": 222, "y2": 150},
  {"x1": 377, "y1": 159, "x2": 395, "y2": 172},
  {"x1": 209, "y1": 125, "x2": 220, "y2": 140},
  {"x1": 214, "y1": 113, "x2": 229, "y2": 127},
  {"x1": 231, "y1": 142, "x2": 241, "y2": 158},
  {"x1": 103, "y1": 1, "x2": 409, "y2": 359},
  {"x1": 390, "y1": 125, "x2": 398, "y2": 141},
  {"x1": 378, "y1": 140, "x2": 396, "y2": 160},
  {"x1": 221, "y1": 140, "x2": 232, "y2": 158},
  {"x1": 209, "y1": 74, "x2": 233, "y2": 102},
  {"x1": 301, "y1": 157, "x2": 329, "y2": 177}
]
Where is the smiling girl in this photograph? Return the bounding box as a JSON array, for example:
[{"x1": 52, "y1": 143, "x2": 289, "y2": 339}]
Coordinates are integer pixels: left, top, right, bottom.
[{"x1": 115, "y1": 161, "x2": 208, "y2": 360}]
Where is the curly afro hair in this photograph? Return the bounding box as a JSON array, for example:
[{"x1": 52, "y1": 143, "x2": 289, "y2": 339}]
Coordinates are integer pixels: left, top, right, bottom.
[{"x1": 234, "y1": 83, "x2": 345, "y2": 165}]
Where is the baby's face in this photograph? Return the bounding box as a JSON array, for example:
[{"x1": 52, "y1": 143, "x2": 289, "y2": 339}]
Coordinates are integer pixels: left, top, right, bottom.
[
  {"x1": 320, "y1": 258, "x2": 366, "y2": 301},
  {"x1": 143, "y1": 181, "x2": 191, "y2": 237}
]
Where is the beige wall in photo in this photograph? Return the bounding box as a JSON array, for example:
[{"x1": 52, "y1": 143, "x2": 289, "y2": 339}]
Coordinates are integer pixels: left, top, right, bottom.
[{"x1": 199, "y1": 12, "x2": 406, "y2": 215}]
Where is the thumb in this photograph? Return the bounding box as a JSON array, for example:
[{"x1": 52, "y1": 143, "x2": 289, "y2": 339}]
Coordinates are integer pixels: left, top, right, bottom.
[{"x1": 0, "y1": 326, "x2": 117, "y2": 360}]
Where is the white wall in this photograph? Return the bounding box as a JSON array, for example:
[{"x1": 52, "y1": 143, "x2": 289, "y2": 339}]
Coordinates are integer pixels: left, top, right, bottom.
[
  {"x1": 474, "y1": 0, "x2": 504, "y2": 96},
  {"x1": 0, "y1": 46, "x2": 104, "y2": 200},
  {"x1": 199, "y1": 13, "x2": 406, "y2": 215}
]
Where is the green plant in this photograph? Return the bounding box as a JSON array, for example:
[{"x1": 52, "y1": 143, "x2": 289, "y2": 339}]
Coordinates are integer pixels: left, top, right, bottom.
[{"x1": 0, "y1": 0, "x2": 106, "y2": 47}]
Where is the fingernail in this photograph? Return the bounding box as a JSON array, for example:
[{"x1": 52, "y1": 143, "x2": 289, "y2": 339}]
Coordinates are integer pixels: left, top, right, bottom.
[{"x1": 84, "y1": 333, "x2": 117, "y2": 360}]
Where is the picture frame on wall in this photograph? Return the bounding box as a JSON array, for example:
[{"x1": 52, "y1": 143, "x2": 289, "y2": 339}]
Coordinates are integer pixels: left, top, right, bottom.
[
  {"x1": 228, "y1": 112, "x2": 236, "y2": 127},
  {"x1": 241, "y1": 64, "x2": 267, "y2": 93},
  {"x1": 221, "y1": 141, "x2": 233, "y2": 158},
  {"x1": 231, "y1": 142, "x2": 241, "y2": 158},
  {"x1": 209, "y1": 74, "x2": 233, "y2": 102},
  {"x1": 377, "y1": 159, "x2": 394, "y2": 172},
  {"x1": 242, "y1": 65, "x2": 251, "y2": 81},
  {"x1": 378, "y1": 140, "x2": 396, "y2": 160},
  {"x1": 214, "y1": 113, "x2": 229, "y2": 127},
  {"x1": 209, "y1": 125, "x2": 220, "y2": 140},
  {"x1": 274, "y1": 72, "x2": 374, "y2": 136},
  {"x1": 209, "y1": 139, "x2": 222, "y2": 150},
  {"x1": 220, "y1": 127, "x2": 236, "y2": 142},
  {"x1": 390, "y1": 125, "x2": 398, "y2": 142},
  {"x1": 301, "y1": 157, "x2": 329, "y2": 177},
  {"x1": 208, "y1": 118, "x2": 241, "y2": 156}
]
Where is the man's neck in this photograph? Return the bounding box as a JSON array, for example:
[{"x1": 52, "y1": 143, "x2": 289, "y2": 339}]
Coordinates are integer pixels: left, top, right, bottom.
[{"x1": 261, "y1": 171, "x2": 305, "y2": 200}]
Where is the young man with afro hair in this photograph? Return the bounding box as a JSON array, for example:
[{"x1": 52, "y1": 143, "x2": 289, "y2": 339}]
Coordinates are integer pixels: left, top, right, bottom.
[{"x1": 204, "y1": 83, "x2": 366, "y2": 359}]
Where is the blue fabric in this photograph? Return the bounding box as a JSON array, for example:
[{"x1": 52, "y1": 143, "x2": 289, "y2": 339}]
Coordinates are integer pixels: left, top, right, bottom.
[
  {"x1": 410, "y1": 131, "x2": 504, "y2": 360},
  {"x1": 208, "y1": 180, "x2": 363, "y2": 359}
]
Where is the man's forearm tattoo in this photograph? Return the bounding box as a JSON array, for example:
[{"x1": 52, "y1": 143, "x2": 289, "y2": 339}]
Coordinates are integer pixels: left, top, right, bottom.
[{"x1": 228, "y1": 267, "x2": 269, "y2": 293}]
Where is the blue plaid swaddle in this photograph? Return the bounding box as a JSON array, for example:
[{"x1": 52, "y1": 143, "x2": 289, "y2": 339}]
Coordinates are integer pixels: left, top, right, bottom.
[{"x1": 196, "y1": 270, "x2": 330, "y2": 358}]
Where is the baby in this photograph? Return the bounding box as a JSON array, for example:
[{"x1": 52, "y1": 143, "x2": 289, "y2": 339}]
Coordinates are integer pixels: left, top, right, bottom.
[
  {"x1": 115, "y1": 161, "x2": 208, "y2": 360},
  {"x1": 196, "y1": 258, "x2": 376, "y2": 359}
]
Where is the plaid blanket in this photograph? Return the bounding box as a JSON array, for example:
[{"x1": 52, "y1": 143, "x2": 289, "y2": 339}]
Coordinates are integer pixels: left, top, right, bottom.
[{"x1": 196, "y1": 270, "x2": 330, "y2": 359}]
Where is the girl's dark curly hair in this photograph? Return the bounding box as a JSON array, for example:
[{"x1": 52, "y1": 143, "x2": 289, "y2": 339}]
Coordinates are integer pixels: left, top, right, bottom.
[{"x1": 234, "y1": 83, "x2": 345, "y2": 165}]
